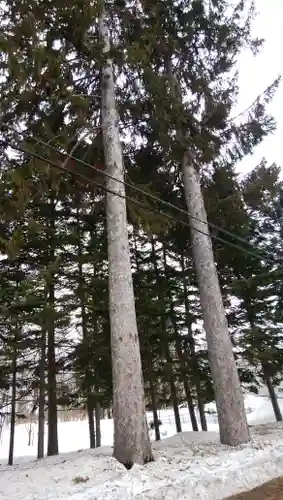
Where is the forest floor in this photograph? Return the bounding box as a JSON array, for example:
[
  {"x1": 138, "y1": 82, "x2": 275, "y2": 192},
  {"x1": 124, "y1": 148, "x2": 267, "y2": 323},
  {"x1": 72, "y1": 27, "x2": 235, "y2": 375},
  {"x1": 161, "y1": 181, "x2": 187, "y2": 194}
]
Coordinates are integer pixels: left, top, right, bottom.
[{"x1": 224, "y1": 476, "x2": 283, "y2": 499}]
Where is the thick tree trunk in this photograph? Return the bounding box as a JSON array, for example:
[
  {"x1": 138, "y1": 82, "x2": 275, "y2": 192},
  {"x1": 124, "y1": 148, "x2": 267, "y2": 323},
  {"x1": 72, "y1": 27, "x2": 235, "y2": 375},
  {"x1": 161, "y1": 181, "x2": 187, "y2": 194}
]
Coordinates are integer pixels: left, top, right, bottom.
[
  {"x1": 47, "y1": 282, "x2": 58, "y2": 456},
  {"x1": 99, "y1": 3, "x2": 153, "y2": 467},
  {"x1": 182, "y1": 152, "x2": 249, "y2": 445},
  {"x1": 37, "y1": 327, "x2": 46, "y2": 459},
  {"x1": 95, "y1": 400, "x2": 101, "y2": 448},
  {"x1": 87, "y1": 395, "x2": 96, "y2": 449},
  {"x1": 8, "y1": 341, "x2": 17, "y2": 466}
]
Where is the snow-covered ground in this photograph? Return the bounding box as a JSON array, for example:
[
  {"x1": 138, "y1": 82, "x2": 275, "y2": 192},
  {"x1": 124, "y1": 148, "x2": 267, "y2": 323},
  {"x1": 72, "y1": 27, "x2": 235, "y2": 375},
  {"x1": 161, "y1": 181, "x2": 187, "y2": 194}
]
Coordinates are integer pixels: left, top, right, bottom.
[{"x1": 1, "y1": 394, "x2": 283, "y2": 499}]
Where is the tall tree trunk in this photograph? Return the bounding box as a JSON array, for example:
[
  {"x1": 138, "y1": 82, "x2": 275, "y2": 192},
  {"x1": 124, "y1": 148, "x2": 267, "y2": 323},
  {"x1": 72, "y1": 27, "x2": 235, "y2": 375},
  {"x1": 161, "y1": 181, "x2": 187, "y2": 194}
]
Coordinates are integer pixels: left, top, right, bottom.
[
  {"x1": 47, "y1": 281, "x2": 58, "y2": 456},
  {"x1": 181, "y1": 152, "x2": 249, "y2": 445},
  {"x1": 77, "y1": 207, "x2": 97, "y2": 449},
  {"x1": 95, "y1": 399, "x2": 101, "y2": 448},
  {"x1": 8, "y1": 339, "x2": 17, "y2": 466},
  {"x1": 166, "y1": 64, "x2": 249, "y2": 445},
  {"x1": 87, "y1": 395, "x2": 96, "y2": 449},
  {"x1": 37, "y1": 327, "x2": 46, "y2": 459},
  {"x1": 99, "y1": 3, "x2": 153, "y2": 467},
  {"x1": 263, "y1": 364, "x2": 282, "y2": 422}
]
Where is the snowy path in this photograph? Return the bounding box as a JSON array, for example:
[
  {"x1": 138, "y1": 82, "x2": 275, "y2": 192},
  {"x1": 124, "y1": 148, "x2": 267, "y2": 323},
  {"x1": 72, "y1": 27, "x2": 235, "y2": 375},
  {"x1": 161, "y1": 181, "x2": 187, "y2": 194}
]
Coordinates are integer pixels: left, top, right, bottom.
[{"x1": 1, "y1": 423, "x2": 283, "y2": 500}]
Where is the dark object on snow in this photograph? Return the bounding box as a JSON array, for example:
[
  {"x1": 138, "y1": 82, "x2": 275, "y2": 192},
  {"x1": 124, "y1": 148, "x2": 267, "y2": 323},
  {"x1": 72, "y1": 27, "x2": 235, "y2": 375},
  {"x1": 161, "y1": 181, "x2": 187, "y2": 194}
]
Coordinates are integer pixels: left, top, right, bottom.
[{"x1": 149, "y1": 419, "x2": 162, "y2": 430}]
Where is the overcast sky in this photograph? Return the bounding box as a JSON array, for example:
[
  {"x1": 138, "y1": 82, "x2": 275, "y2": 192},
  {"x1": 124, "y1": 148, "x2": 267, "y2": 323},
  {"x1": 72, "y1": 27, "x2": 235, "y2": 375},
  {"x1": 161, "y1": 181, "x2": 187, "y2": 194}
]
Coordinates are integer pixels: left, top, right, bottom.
[{"x1": 235, "y1": 0, "x2": 283, "y2": 176}]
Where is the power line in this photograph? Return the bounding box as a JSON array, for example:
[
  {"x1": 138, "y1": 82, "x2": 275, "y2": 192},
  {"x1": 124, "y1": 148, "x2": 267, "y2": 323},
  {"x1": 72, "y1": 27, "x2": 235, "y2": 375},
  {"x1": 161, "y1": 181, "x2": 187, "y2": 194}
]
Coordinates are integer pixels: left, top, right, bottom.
[
  {"x1": 1, "y1": 123, "x2": 274, "y2": 264},
  {"x1": 1, "y1": 133, "x2": 276, "y2": 265},
  {"x1": 228, "y1": 76, "x2": 282, "y2": 124},
  {"x1": 0, "y1": 136, "x2": 276, "y2": 265}
]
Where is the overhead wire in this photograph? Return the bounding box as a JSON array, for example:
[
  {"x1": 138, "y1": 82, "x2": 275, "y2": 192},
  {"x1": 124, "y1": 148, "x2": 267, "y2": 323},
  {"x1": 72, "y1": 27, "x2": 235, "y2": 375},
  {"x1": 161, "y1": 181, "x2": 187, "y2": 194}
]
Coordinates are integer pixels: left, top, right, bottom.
[
  {"x1": 0, "y1": 123, "x2": 276, "y2": 265},
  {"x1": 0, "y1": 133, "x2": 277, "y2": 266}
]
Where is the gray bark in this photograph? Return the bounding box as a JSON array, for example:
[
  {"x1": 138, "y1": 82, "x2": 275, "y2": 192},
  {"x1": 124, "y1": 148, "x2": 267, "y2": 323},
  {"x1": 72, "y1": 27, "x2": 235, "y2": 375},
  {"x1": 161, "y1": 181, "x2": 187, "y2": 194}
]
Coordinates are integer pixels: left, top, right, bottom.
[
  {"x1": 99, "y1": 3, "x2": 153, "y2": 467},
  {"x1": 165, "y1": 62, "x2": 249, "y2": 446},
  {"x1": 182, "y1": 151, "x2": 250, "y2": 446}
]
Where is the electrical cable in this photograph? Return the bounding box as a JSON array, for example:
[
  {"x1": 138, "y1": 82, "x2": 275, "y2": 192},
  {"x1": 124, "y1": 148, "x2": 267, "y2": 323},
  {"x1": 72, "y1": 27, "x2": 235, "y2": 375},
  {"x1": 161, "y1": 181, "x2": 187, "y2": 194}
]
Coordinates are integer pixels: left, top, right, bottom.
[
  {"x1": 0, "y1": 123, "x2": 275, "y2": 264},
  {"x1": 0, "y1": 135, "x2": 277, "y2": 265}
]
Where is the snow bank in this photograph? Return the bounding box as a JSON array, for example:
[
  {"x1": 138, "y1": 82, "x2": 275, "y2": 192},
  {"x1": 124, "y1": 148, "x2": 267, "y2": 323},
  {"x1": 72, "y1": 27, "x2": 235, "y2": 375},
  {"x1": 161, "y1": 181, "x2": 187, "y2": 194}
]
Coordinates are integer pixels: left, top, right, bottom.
[
  {"x1": 247, "y1": 397, "x2": 283, "y2": 425},
  {"x1": 1, "y1": 423, "x2": 283, "y2": 500}
]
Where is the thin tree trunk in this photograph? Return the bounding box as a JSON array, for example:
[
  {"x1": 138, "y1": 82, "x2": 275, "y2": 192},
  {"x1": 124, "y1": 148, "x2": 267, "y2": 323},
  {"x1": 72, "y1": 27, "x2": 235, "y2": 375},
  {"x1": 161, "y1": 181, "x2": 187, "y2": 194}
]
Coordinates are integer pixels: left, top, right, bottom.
[
  {"x1": 87, "y1": 395, "x2": 96, "y2": 448},
  {"x1": 133, "y1": 231, "x2": 160, "y2": 441},
  {"x1": 175, "y1": 340, "x2": 199, "y2": 431},
  {"x1": 170, "y1": 376, "x2": 182, "y2": 433},
  {"x1": 151, "y1": 238, "x2": 182, "y2": 433},
  {"x1": 197, "y1": 394, "x2": 208, "y2": 431},
  {"x1": 47, "y1": 282, "x2": 58, "y2": 456},
  {"x1": 181, "y1": 152, "x2": 249, "y2": 445},
  {"x1": 179, "y1": 358, "x2": 198, "y2": 431},
  {"x1": 266, "y1": 377, "x2": 282, "y2": 421},
  {"x1": 149, "y1": 377, "x2": 161, "y2": 441},
  {"x1": 163, "y1": 245, "x2": 198, "y2": 431},
  {"x1": 263, "y1": 365, "x2": 282, "y2": 422},
  {"x1": 95, "y1": 399, "x2": 101, "y2": 448},
  {"x1": 37, "y1": 327, "x2": 46, "y2": 459},
  {"x1": 77, "y1": 207, "x2": 97, "y2": 449},
  {"x1": 180, "y1": 250, "x2": 207, "y2": 431},
  {"x1": 99, "y1": 3, "x2": 153, "y2": 467},
  {"x1": 8, "y1": 340, "x2": 17, "y2": 466},
  {"x1": 27, "y1": 421, "x2": 33, "y2": 446}
]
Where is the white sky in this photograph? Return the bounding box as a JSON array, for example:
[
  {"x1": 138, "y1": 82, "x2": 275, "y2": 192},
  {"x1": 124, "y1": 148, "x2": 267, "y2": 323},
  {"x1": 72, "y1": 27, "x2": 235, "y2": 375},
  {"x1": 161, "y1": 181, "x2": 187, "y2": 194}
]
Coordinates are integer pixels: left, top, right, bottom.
[{"x1": 235, "y1": 0, "x2": 283, "y2": 176}]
